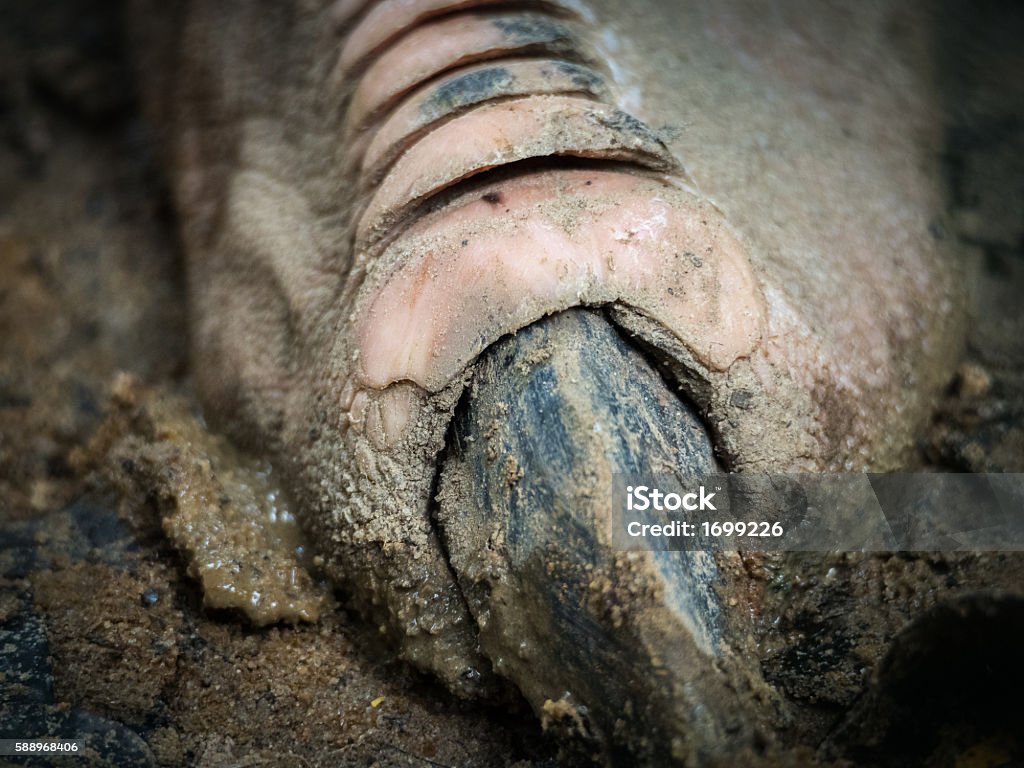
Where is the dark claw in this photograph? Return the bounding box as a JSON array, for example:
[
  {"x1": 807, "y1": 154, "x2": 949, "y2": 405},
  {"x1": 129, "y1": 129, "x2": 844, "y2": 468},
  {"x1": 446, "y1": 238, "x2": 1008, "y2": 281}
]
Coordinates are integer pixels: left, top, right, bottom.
[{"x1": 437, "y1": 308, "x2": 773, "y2": 763}]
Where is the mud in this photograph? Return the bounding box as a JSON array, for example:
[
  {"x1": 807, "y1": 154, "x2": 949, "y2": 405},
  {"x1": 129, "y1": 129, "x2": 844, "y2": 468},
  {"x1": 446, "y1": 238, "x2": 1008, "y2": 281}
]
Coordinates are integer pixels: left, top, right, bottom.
[
  {"x1": 79, "y1": 375, "x2": 325, "y2": 626},
  {"x1": 1, "y1": 0, "x2": 1023, "y2": 766}
]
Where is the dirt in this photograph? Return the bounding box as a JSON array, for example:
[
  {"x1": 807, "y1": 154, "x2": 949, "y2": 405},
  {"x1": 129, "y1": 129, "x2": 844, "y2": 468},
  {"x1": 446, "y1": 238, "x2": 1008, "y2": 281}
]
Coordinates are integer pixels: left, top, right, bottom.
[
  {"x1": 1, "y1": 1, "x2": 1022, "y2": 767},
  {"x1": 79, "y1": 375, "x2": 326, "y2": 627}
]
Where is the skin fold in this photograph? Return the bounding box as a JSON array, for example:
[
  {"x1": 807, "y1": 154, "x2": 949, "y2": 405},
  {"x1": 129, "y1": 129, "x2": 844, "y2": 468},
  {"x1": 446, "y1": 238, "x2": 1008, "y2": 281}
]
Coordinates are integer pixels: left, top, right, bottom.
[
  {"x1": 359, "y1": 59, "x2": 611, "y2": 181},
  {"x1": 131, "y1": 0, "x2": 969, "y2": 758}
]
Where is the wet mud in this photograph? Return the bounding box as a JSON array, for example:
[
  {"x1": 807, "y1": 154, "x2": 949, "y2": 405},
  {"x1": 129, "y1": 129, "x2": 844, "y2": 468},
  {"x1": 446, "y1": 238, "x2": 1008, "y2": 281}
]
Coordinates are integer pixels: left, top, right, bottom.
[{"x1": 1, "y1": 0, "x2": 1023, "y2": 766}]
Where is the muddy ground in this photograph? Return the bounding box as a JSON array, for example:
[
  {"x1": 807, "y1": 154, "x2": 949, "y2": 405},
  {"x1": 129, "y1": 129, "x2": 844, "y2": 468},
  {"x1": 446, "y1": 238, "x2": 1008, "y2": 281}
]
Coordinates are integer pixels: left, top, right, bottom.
[{"x1": 1, "y1": 1, "x2": 1023, "y2": 767}]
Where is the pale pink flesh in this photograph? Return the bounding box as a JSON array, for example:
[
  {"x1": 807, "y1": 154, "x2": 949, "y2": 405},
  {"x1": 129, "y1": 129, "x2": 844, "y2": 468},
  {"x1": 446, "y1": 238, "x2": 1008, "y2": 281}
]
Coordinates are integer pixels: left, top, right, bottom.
[
  {"x1": 355, "y1": 169, "x2": 765, "y2": 394},
  {"x1": 338, "y1": 0, "x2": 577, "y2": 74},
  {"x1": 356, "y1": 95, "x2": 676, "y2": 246},
  {"x1": 345, "y1": 13, "x2": 581, "y2": 130},
  {"x1": 361, "y1": 59, "x2": 608, "y2": 185}
]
